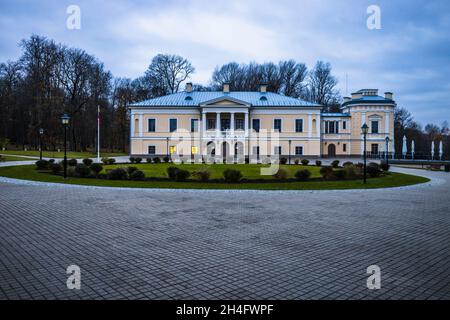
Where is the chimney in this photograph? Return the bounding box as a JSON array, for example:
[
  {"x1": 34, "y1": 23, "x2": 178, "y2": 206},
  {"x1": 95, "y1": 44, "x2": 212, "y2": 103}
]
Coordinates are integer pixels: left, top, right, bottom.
[
  {"x1": 185, "y1": 82, "x2": 193, "y2": 93},
  {"x1": 223, "y1": 83, "x2": 230, "y2": 93},
  {"x1": 343, "y1": 97, "x2": 351, "y2": 103},
  {"x1": 351, "y1": 92, "x2": 362, "y2": 99},
  {"x1": 385, "y1": 92, "x2": 393, "y2": 100},
  {"x1": 260, "y1": 83, "x2": 267, "y2": 93}
]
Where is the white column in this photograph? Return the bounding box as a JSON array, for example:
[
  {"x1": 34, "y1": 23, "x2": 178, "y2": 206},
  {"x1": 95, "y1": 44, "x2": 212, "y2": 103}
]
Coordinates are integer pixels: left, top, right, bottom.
[
  {"x1": 308, "y1": 114, "x2": 312, "y2": 138},
  {"x1": 202, "y1": 111, "x2": 207, "y2": 135},
  {"x1": 385, "y1": 112, "x2": 390, "y2": 134},
  {"x1": 244, "y1": 112, "x2": 249, "y2": 134},
  {"x1": 230, "y1": 112, "x2": 235, "y2": 133},
  {"x1": 316, "y1": 114, "x2": 321, "y2": 137},
  {"x1": 216, "y1": 112, "x2": 221, "y2": 136},
  {"x1": 139, "y1": 114, "x2": 143, "y2": 137},
  {"x1": 130, "y1": 111, "x2": 135, "y2": 138}
]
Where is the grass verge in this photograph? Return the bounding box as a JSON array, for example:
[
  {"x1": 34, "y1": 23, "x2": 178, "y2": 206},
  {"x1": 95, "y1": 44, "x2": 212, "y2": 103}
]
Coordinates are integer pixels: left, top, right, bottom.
[{"x1": 0, "y1": 164, "x2": 430, "y2": 190}]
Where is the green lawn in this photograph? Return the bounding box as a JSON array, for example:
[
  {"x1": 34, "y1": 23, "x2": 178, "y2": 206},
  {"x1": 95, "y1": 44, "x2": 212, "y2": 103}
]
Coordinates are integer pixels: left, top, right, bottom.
[
  {"x1": 0, "y1": 164, "x2": 429, "y2": 190},
  {"x1": 0, "y1": 155, "x2": 32, "y2": 162},
  {"x1": 0, "y1": 150, "x2": 126, "y2": 159},
  {"x1": 103, "y1": 163, "x2": 323, "y2": 180}
]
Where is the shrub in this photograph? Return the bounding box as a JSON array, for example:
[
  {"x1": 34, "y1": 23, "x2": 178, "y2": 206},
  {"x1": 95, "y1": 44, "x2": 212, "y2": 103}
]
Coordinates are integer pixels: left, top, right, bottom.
[
  {"x1": 167, "y1": 166, "x2": 179, "y2": 179},
  {"x1": 334, "y1": 170, "x2": 346, "y2": 180},
  {"x1": 175, "y1": 169, "x2": 190, "y2": 181},
  {"x1": 367, "y1": 163, "x2": 382, "y2": 177},
  {"x1": 129, "y1": 157, "x2": 136, "y2": 163},
  {"x1": 223, "y1": 169, "x2": 242, "y2": 182},
  {"x1": 127, "y1": 166, "x2": 138, "y2": 175},
  {"x1": 107, "y1": 167, "x2": 128, "y2": 180},
  {"x1": 380, "y1": 163, "x2": 390, "y2": 172},
  {"x1": 135, "y1": 157, "x2": 142, "y2": 164},
  {"x1": 280, "y1": 158, "x2": 288, "y2": 165},
  {"x1": 82, "y1": 158, "x2": 93, "y2": 166},
  {"x1": 331, "y1": 160, "x2": 339, "y2": 168},
  {"x1": 90, "y1": 163, "x2": 103, "y2": 175},
  {"x1": 343, "y1": 165, "x2": 357, "y2": 179},
  {"x1": 102, "y1": 157, "x2": 115, "y2": 165},
  {"x1": 163, "y1": 156, "x2": 170, "y2": 163},
  {"x1": 68, "y1": 159, "x2": 78, "y2": 166},
  {"x1": 273, "y1": 168, "x2": 288, "y2": 180},
  {"x1": 301, "y1": 159, "x2": 309, "y2": 166},
  {"x1": 294, "y1": 159, "x2": 299, "y2": 165},
  {"x1": 154, "y1": 157, "x2": 162, "y2": 163},
  {"x1": 0, "y1": 155, "x2": 4, "y2": 162},
  {"x1": 146, "y1": 158, "x2": 152, "y2": 163},
  {"x1": 192, "y1": 169, "x2": 211, "y2": 181},
  {"x1": 74, "y1": 164, "x2": 91, "y2": 177},
  {"x1": 50, "y1": 163, "x2": 62, "y2": 174},
  {"x1": 295, "y1": 169, "x2": 311, "y2": 181},
  {"x1": 343, "y1": 161, "x2": 353, "y2": 167},
  {"x1": 315, "y1": 160, "x2": 322, "y2": 167},
  {"x1": 130, "y1": 170, "x2": 145, "y2": 180},
  {"x1": 320, "y1": 166, "x2": 334, "y2": 179},
  {"x1": 35, "y1": 160, "x2": 49, "y2": 170},
  {"x1": 67, "y1": 167, "x2": 77, "y2": 177},
  {"x1": 48, "y1": 159, "x2": 55, "y2": 164}
]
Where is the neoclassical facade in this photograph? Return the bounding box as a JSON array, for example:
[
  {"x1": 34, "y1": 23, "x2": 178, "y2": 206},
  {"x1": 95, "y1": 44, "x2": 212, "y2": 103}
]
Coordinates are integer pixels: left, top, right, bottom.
[{"x1": 129, "y1": 84, "x2": 395, "y2": 160}]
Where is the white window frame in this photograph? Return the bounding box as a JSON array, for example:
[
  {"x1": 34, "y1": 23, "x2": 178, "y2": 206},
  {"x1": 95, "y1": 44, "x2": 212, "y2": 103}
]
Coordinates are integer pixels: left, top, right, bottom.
[
  {"x1": 169, "y1": 118, "x2": 178, "y2": 132},
  {"x1": 273, "y1": 118, "x2": 282, "y2": 132},
  {"x1": 295, "y1": 146, "x2": 303, "y2": 155},
  {"x1": 148, "y1": 145, "x2": 156, "y2": 155},
  {"x1": 252, "y1": 118, "x2": 261, "y2": 132},
  {"x1": 148, "y1": 118, "x2": 156, "y2": 132},
  {"x1": 295, "y1": 119, "x2": 303, "y2": 133},
  {"x1": 190, "y1": 118, "x2": 199, "y2": 132}
]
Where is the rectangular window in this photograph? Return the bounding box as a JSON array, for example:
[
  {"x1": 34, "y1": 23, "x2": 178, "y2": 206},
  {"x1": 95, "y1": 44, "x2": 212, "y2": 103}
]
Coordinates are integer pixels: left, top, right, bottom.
[
  {"x1": 335, "y1": 121, "x2": 339, "y2": 134},
  {"x1": 343, "y1": 143, "x2": 347, "y2": 152},
  {"x1": 191, "y1": 146, "x2": 198, "y2": 154},
  {"x1": 371, "y1": 144, "x2": 379, "y2": 154},
  {"x1": 329, "y1": 121, "x2": 335, "y2": 134},
  {"x1": 148, "y1": 145, "x2": 156, "y2": 155},
  {"x1": 191, "y1": 119, "x2": 198, "y2": 132},
  {"x1": 221, "y1": 119, "x2": 230, "y2": 131},
  {"x1": 207, "y1": 119, "x2": 215, "y2": 130},
  {"x1": 169, "y1": 119, "x2": 177, "y2": 132},
  {"x1": 274, "y1": 119, "x2": 282, "y2": 132},
  {"x1": 252, "y1": 119, "x2": 260, "y2": 132},
  {"x1": 148, "y1": 119, "x2": 156, "y2": 132},
  {"x1": 274, "y1": 146, "x2": 282, "y2": 155},
  {"x1": 295, "y1": 119, "x2": 303, "y2": 132},
  {"x1": 342, "y1": 121, "x2": 346, "y2": 130},
  {"x1": 371, "y1": 121, "x2": 379, "y2": 134},
  {"x1": 295, "y1": 146, "x2": 303, "y2": 155},
  {"x1": 235, "y1": 119, "x2": 244, "y2": 130},
  {"x1": 169, "y1": 145, "x2": 177, "y2": 154}
]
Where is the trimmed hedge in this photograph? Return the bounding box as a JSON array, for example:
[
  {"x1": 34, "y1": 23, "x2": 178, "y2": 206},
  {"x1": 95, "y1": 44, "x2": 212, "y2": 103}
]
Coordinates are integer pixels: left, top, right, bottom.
[
  {"x1": 301, "y1": 159, "x2": 309, "y2": 166},
  {"x1": 107, "y1": 167, "x2": 128, "y2": 180},
  {"x1": 35, "y1": 160, "x2": 49, "y2": 170},
  {"x1": 82, "y1": 158, "x2": 93, "y2": 166},
  {"x1": 192, "y1": 169, "x2": 211, "y2": 181},
  {"x1": 295, "y1": 169, "x2": 311, "y2": 181},
  {"x1": 74, "y1": 164, "x2": 91, "y2": 177},
  {"x1": 273, "y1": 168, "x2": 288, "y2": 180},
  {"x1": 90, "y1": 163, "x2": 103, "y2": 175},
  {"x1": 315, "y1": 160, "x2": 322, "y2": 167},
  {"x1": 130, "y1": 170, "x2": 145, "y2": 180},
  {"x1": 223, "y1": 169, "x2": 242, "y2": 182}
]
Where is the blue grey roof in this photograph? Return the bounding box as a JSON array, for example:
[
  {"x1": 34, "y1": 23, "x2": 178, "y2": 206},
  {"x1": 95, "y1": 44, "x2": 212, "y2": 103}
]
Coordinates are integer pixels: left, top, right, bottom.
[
  {"x1": 342, "y1": 95, "x2": 394, "y2": 107},
  {"x1": 129, "y1": 91, "x2": 322, "y2": 107},
  {"x1": 322, "y1": 113, "x2": 351, "y2": 117}
]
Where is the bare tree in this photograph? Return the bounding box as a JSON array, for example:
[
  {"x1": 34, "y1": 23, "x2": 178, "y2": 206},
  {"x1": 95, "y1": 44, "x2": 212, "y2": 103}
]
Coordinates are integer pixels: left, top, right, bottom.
[
  {"x1": 144, "y1": 54, "x2": 195, "y2": 96},
  {"x1": 306, "y1": 61, "x2": 339, "y2": 108}
]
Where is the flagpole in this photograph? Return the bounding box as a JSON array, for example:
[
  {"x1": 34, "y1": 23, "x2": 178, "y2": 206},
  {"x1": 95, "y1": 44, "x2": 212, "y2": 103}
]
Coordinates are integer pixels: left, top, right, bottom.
[{"x1": 97, "y1": 105, "x2": 100, "y2": 163}]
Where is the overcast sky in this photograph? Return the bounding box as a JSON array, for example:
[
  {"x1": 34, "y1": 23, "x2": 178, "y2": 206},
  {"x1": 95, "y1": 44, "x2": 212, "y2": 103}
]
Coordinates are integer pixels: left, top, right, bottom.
[{"x1": 1, "y1": 0, "x2": 449, "y2": 126}]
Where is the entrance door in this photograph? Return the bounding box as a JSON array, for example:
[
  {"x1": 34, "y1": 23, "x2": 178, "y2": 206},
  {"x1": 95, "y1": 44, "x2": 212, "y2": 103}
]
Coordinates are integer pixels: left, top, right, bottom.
[{"x1": 328, "y1": 144, "x2": 336, "y2": 157}]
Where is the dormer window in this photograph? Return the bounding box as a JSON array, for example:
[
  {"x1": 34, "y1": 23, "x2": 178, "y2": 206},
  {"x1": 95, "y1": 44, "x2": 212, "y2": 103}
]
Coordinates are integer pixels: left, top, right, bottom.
[
  {"x1": 260, "y1": 96, "x2": 267, "y2": 101},
  {"x1": 185, "y1": 96, "x2": 193, "y2": 101}
]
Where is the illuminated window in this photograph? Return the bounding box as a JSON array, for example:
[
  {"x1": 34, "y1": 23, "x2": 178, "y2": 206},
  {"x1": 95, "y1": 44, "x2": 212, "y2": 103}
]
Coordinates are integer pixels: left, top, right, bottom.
[
  {"x1": 191, "y1": 146, "x2": 198, "y2": 154},
  {"x1": 169, "y1": 146, "x2": 177, "y2": 154}
]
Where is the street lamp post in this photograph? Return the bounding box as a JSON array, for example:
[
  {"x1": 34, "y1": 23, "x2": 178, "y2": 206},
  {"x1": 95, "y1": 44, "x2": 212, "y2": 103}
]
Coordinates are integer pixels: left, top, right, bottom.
[
  {"x1": 361, "y1": 123, "x2": 369, "y2": 184},
  {"x1": 288, "y1": 139, "x2": 291, "y2": 165},
  {"x1": 38, "y1": 128, "x2": 44, "y2": 160},
  {"x1": 385, "y1": 136, "x2": 390, "y2": 166},
  {"x1": 166, "y1": 137, "x2": 169, "y2": 158},
  {"x1": 61, "y1": 113, "x2": 70, "y2": 179}
]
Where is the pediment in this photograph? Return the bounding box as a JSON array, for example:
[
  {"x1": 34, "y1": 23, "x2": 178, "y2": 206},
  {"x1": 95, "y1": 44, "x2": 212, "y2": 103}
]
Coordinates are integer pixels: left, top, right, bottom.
[{"x1": 200, "y1": 96, "x2": 251, "y2": 107}]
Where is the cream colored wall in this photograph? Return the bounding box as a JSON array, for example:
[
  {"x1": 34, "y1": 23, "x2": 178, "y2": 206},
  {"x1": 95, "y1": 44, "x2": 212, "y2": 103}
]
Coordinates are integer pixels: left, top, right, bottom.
[{"x1": 251, "y1": 114, "x2": 319, "y2": 137}]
